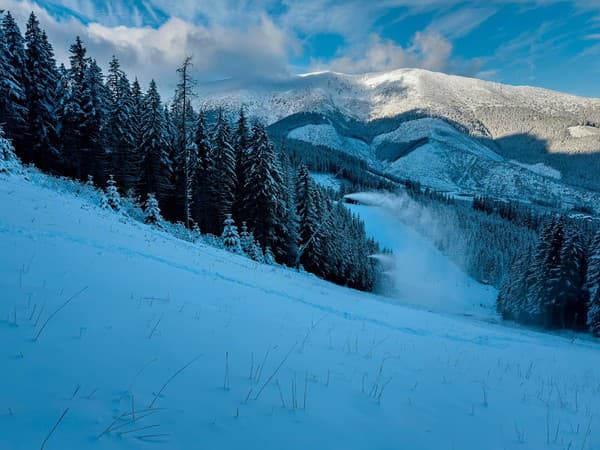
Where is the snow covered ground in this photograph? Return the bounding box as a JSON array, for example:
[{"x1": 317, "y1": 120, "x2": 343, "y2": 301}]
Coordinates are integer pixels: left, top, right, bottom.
[{"x1": 1, "y1": 171, "x2": 600, "y2": 450}]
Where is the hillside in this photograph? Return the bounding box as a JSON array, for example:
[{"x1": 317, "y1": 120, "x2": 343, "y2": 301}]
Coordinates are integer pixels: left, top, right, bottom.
[
  {"x1": 1, "y1": 169, "x2": 599, "y2": 449},
  {"x1": 200, "y1": 69, "x2": 600, "y2": 209}
]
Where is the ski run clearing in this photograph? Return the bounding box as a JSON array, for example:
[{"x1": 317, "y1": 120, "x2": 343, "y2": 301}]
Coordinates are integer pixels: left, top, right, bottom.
[{"x1": 1, "y1": 170, "x2": 600, "y2": 450}]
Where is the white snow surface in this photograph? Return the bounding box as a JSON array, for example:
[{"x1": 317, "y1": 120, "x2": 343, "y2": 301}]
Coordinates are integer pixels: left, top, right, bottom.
[
  {"x1": 1, "y1": 171, "x2": 600, "y2": 450},
  {"x1": 289, "y1": 124, "x2": 373, "y2": 160},
  {"x1": 568, "y1": 125, "x2": 600, "y2": 138},
  {"x1": 200, "y1": 69, "x2": 600, "y2": 128},
  {"x1": 510, "y1": 160, "x2": 562, "y2": 180}
]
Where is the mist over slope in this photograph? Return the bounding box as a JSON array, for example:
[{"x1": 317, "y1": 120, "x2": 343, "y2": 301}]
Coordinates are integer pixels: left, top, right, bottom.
[{"x1": 200, "y1": 69, "x2": 600, "y2": 209}]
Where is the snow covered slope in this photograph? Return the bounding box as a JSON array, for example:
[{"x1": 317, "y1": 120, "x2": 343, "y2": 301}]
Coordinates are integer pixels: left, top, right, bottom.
[
  {"x1": 200, "y1": 69, "x2": 600, "y2": 207},
  {"x1": 1, "y1": 171, "x2": 600, "y2": 449}
]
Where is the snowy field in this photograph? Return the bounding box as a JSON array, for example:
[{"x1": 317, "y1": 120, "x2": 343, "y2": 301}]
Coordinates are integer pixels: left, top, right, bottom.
[{"x1": 1, "y1": 171, "x2": 600, "y2": 449}]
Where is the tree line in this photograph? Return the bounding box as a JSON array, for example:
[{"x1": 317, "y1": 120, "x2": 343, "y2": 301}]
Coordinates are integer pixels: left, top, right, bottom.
[{"x1": 0, "y1": 10, "x2": 380, "y2": 292}]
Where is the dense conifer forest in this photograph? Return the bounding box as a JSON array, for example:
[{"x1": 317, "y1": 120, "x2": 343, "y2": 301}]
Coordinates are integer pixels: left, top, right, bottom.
[{"x1": 0, "y1": 10, "x2": 379, "y2": 292}]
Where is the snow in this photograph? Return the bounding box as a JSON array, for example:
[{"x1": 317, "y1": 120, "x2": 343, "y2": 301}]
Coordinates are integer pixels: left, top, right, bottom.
[
  {"x1": 510, "y1": 160, "x2": 562, "y2": 180},
  {"x1": 1, "y1": 170, "x2": 600, "y2": 450},
  {"x1": 288, "y1": 124, "x2": 373, "y2": 160},
  {"x1": 568, "y1": 126, "x2": 600, "y2": 138},
  {"x1": 309, "y1": 172, "x2": 343, "y2": 192},
  {"x1": 346, "y1": 201, "x2": 497, "y2": 319}
]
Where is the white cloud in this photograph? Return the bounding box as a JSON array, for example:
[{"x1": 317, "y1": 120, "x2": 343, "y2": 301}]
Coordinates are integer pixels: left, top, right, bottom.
[
  {"x1": 317, "y1": 32, "x2": 456, "y2": 74},
  {"x1": 4, "y1": 0, "x2": 297, "y2": 98}
]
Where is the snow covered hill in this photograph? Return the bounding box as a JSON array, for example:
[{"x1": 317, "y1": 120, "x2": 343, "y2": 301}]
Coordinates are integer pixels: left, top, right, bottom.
[
  {"x1": 1, "y1": 168, "x2": 600, "y2": 449},
  {"x1": 200, "y1": 69, "x2": 600, "y2": 209}
]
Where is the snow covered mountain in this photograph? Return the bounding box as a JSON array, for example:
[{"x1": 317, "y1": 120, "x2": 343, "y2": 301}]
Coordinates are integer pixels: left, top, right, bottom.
[
  {"x1": 200, "y1": 69, "x2": 600, "y2": 210},
  {"x1": 2, "y1": 165, "x2": 600, "y2": 450}
]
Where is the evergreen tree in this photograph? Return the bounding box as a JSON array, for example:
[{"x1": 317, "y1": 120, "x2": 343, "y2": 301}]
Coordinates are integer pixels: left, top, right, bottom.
[
  {"x1": 139, "y1": 80, "x2": 171, "y2": 207},
  {"x1": 80, "y1": 59, "x2": 107, "y2": 181},
  {"x1": 23, "y1": 13, "x2": 59, "y2": 170},
  {"x1": 586, "y1": 230, "x2": 600, "y2": 335},
  {"x1": 211, "y1": 111, "x2": 236, "y2": 230},
  {"x1": 192, "y1": 111, "x2": 214, "y2": 232},
  {"x1": 240, "y1": 221, "x2": 252, "y2": 254},
  {"x1": 244, "y1": 124, "x2": 282, "y2": 253},
  {"x1": 144, "y1": 193, "x2": 162, "y2": 225},
  {"x1": 102, "y1": 174, "x2": 121, "y2": 211},
  {"x1": 249, "y1": 240, "x2": 265, "y2": 263},
  {"x1": 221, "y1": 214, "x2": 242, "y2": 254},
  {"x1": 0, "y1": 126, "x2": 20, "y2": 174},
  {"x1": 558, "y1": 224, "x2": 587, "y2": 329},
  {"x1": 589, "y1": 288, "x2": 600, "y2": 336},
  {"x1": 0, "y1": 11, "x2": 27, "y2": 152},
  {"x1": 106, "y1": 56, "x2": 137, "y2": 191},
  {"x1": 264, "y1": 247, "x2": 276, "y2": 265},
  {"x1": 233, "y1": 107, "x2": 250, "y2": 222},
  {"x1": 296, "y1": 162, "x2": 321, "y2": 270},
  {"x1": 59, "y1": 36, "x2": 88, "y2": 178}
]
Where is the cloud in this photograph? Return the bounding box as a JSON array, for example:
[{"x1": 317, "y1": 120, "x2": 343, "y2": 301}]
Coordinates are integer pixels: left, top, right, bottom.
[
  {"x1": 314, "y1": 31, "x2": 480, "y2": 75},
  {"x1": 425, "y1": 6, "x2": 497, "y2": 38},
  {"x1": 4, "y1": 0, "x2": 297, "y2": 97}
]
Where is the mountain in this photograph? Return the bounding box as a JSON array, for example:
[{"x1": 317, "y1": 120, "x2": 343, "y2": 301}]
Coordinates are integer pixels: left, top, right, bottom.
[
  {"x1": 2, "y1": 166, "x2": 600, "y2": 449},
  {"x1": 199, "y1": 69, "x2": 600, "y2": 211}
]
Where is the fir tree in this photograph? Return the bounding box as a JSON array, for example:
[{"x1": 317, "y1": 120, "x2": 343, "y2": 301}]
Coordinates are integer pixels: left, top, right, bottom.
[
  {"x1": 0, "y1": 11, "x2": 27, "y2": 152},
  {"x1": 264, "y1": 247, "x2": 276, "y2": 265},
  {"x1": 243, "y1": 124, "x2": 283, "y2": 253},
  {"x1": 106, "y1": 56, "x2": 137, "y2": 191},
  {"x1": 233, "y1": 107, "x2": 250, "y2": 222},
  {"x1": 139, "y1": 80, "x2": 171, "y2": 207},
  {"x1": 144, "y1": 193, "x2": 162, "y2": 225},
  {"x1": 240, "y1": 221, "x2": 252, "y2": 254},
  {"x1": 0, "y1": 127, "x2": 20, "y2": 174},
  {"x1": 211, "y1": 111, "x2": 237, "y2": 230},
  {"x1": 23, "y1": 13, "x2": 59, "y2": 170},
  {"x1": 221, "y1": 214, "x2": 242, "y2": 254},
  {"x1": 296, "y1": 162, "x2": 321, "y2": 270},
  {"x1": 59, "y1": 36, "x2": 88, "y2": 178},
  {"x1": 192, "y1": 111, "x2": 214, "y2": 232},
  {"x1": 102, "y1": 174, "x2": 121, "y2": 211},
  {"x1": 586, "y1": 230, "x2": 600, "y2": 335}
]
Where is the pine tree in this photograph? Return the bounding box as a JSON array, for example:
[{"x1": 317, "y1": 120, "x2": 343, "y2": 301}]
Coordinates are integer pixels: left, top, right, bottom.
[
  {"x1": 102, "y1": 174, "x2": 121, "y2": 211},
  {"x1": 558, "y1": 224, "x2": 587, "y2": 329},
  {"x1": 106, "y1": 56, "x2": 137, "y2": 191},
  {"x1": 296, "y1": 162, "x2": 321, "y2": 270},
  {"x1": 0, "y1": 11, "x2": 27, "y2": 152},
  {"x1": 80, "y1": 59, "x2": 108, "y2": 181},
  {"x1": 264, "y1": 247, "x2": 276, "y2": 265},
  {"x1": 0, "y1": 126, "x2": 20, "y2": 174},
  {"x1": 240, "y1": 221, "x2": 252, "y2": 254},
  {"x1": 59, "y1": 36, "x2": 88, "y2": 178},
  {"x1": 139, "y1": 80, "x2": 171, "y2": 207},
  {"x1": 243, "y1": 124, "x2": 283, "y2": 254},
  {"x1": 233, "y1": 107, "x2": 250, "y2": 222},
  {"x1": 144, "y1": 193, "x2": 162, "y2": 225},
  {"x1": 585, "y1": 231, "x2": 600, "y2": 303},
  {"x1": 192, "y1": 111, "x2": 214, "y2": 232},
  {"x1": 249, "y1": 241, "x2": 265, "y2": 263},
  {"x1": 23, "y1": 13, "x2": 59, "y2": 170},
  {"x1": 221, "y1": 214, "x2": 242, "y2": 254},
  {"x1": 211, "y1": 111, "x2": 237, "y2": 230},
  {"x1": 588, "y1": 289, "x2": 600, "y2": 336}
]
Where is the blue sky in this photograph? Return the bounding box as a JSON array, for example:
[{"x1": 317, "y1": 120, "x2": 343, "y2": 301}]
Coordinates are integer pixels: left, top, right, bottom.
[{"x1": 5, "y1": 0, "x2": 600, "y2": 96}]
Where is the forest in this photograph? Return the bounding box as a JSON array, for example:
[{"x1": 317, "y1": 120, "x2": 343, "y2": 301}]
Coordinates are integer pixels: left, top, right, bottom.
[{"x1": 0, "y1": 10, "x2": 380, "y2": 292}]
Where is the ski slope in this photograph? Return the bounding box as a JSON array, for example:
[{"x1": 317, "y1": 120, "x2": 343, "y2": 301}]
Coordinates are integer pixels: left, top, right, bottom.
[
  {"x1": 346, "y1": 202, "x2": 497, "y2": 319},
  {"x1": 1, "y1": 171, "x2": 600, "y2": 450}
]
